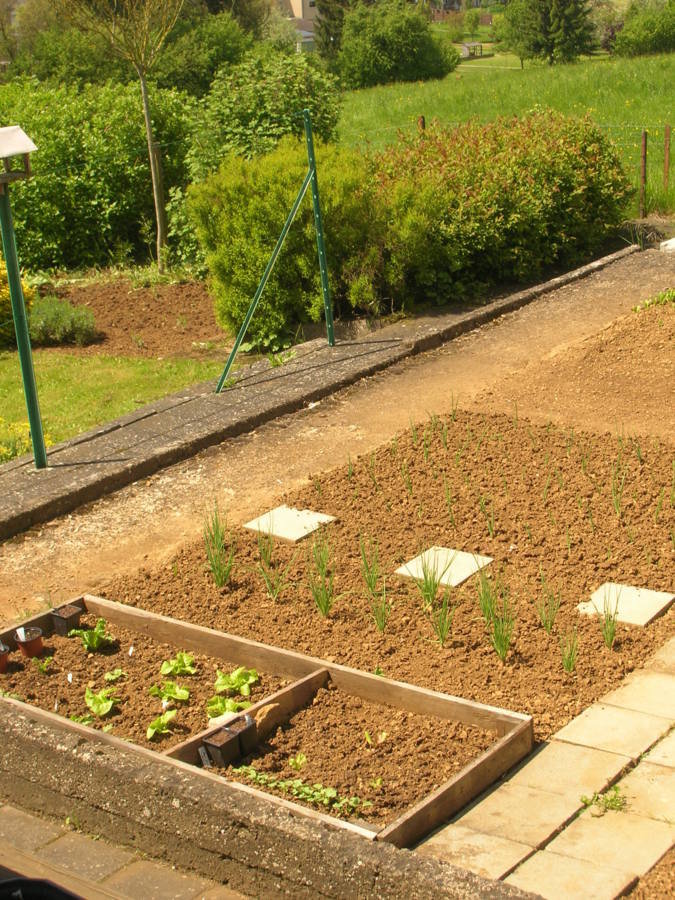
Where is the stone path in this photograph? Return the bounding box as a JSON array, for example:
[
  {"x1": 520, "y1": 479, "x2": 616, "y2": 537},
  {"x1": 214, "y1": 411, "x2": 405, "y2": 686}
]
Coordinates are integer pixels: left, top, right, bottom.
[
  {"x1": 418, "y1": 637, "x2": 675, "y2": 899},
  {"x1": 0, "y1": 803, "x2": 243, "y2": 899},
  {"x1": 0, "y1": 247, "x2": 637, "y2": 543}
]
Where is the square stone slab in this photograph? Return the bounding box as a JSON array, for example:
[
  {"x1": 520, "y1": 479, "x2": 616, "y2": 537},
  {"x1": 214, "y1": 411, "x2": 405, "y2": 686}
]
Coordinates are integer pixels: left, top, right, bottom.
[
  {"x1": 37, "y1": 832, "x2": 133, "y2": 881},
  {"x1": 506, "y1": 850, "x2": 637, "y2": 900},
  {"x1": 547, "y1": 808, "x2": 675, "y2": 876},
  {"x1": 243, "y1": 505, "x2": 335, "y2": 542},
  {"x1": 618, "y1": 761, "x2": 675, "y2": 823},
  {"x1": 507, "y1": 740, "x2": 631, "y2": 799},
  {"x1": 554, "y1": 703, "x2": 671, "y2": 761},
  {"x1": 645, "y1": 728, "x2": 675, "y2": 768},
  {"x1": 644, "y1": 637, "x2": 675, "y2": 675},
  {"x1": 577, "y1": 582, "x2": 674, "y2": 627},
  {"x1": 395, "y1": 547, "x2": 492, "y2": 588},
  {"x1": 103, "y1": 859, "x2": 211, "y2": 899},
  {"x1": 453, "y1": 783, "x2": 580, "y2": 848},
  {"x1": 0, "y1": 805, "x2": 64, "y2": 853},
  {"x1": 416, "y1": 823, "x2": 531, "y2": 880},
  {"x1": 601, "y1": 671, "x2": 675, "y2": 720}
]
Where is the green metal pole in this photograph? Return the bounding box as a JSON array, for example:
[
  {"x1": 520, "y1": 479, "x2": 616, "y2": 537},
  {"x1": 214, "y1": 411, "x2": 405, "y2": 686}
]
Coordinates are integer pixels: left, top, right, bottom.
[
  {"x1": 216, "y1": 169, "x2": 314, "y2": 393},
  {"x1": 0, "y1": 185, "x2": 47, "y2": 468},
  {"x1": 303, "y1": 109, "x2": 335, "y2": 347}
]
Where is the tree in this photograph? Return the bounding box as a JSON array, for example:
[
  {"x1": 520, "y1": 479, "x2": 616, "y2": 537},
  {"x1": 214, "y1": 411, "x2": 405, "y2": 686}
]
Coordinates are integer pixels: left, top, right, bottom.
[
  {"x1": 464, "y1": 8, "x2": 480, "y2": 39},
  {"x1": 500, "y1": 0, "x2": 595, "y2": 64},
  {"x1": 53, "y1": 0, "x2": 185, "y2": 272},
  {"x1": 315, "y1": 0, "x2": 350, "y2": 62}
]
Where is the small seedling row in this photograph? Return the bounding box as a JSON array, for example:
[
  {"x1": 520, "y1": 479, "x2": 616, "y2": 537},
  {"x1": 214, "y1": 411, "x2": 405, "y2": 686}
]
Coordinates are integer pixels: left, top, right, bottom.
[{"x1": 0, "y1": 594, "x2": 532, "y2": 849}]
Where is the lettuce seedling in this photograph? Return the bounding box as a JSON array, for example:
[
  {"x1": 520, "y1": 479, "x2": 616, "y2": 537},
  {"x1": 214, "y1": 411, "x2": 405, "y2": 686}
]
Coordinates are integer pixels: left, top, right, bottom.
[
  {"x1": 146, "y1": 709, "x2": 177, "y2": 740},
  {"x1": 104, "y1": 668, "x2": 126, "y2": 682},
  {"x1": 206, "y1": 695, "x2": 251, "y2": 719},
  {"x1": 149, "y1": 681, "x2": 190, "y2": 703},
  {"x1": 70, "y1": 713, "x2": 95, "y2": 726},
  {"x1": 84, "y1": 686, "x2": 119, "y2": 718},
  {"x1": 160, "y1": 652, "x2": 197, "y2": 676},
  {"x1": 213, "y1": 666, "x2": 259, "y2": 697},
  {"x1": 69, "y1": 618, "x2": 114, "y2": 652}
]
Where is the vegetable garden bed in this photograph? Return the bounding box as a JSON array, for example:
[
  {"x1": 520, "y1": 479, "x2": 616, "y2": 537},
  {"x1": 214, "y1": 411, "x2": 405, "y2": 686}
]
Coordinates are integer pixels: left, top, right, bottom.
[{"x1": 0, "y1": 595, "x2": 532, "y2": 849}]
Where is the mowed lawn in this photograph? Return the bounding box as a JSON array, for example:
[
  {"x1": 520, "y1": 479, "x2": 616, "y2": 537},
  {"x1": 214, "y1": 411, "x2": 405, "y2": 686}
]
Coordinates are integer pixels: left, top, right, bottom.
[
  {"x1": 338, "y1": 53, "x2": 675, "y2": 214},
  {"x1": 1, "y1": 353, "x2": 222, "y2": 446}
]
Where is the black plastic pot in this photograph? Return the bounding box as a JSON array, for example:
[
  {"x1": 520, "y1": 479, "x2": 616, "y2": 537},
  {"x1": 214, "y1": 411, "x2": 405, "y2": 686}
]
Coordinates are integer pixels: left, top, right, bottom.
[
  {"x1": 203, "y1": 728, "x2": 241, "y2": 768},
  {"x1": 51, "y1": 604, "x2": 83, "y2": 637},
  {"x1": 228, "y1": 714, "x2": 257, "y2": 756}
]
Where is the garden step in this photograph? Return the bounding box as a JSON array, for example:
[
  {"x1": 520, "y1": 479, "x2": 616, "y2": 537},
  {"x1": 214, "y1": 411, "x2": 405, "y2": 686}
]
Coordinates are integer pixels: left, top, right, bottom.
[
  {"x1": 545, "y1": 808, "x2": 674, "y2": 877},
  {"x1": 504, "y1": 740, "x2": 630, "y2": 798},
  {"x1": 600, "y1": 671, "x2": 675, "y2": 720},
  {"x1": 553, "y1": 703, "x2": 671, "y2": 760},
  {"x1": 416, "y1": 823, "x2": 533, "y2": 880},
  {"x1": 617, "y1": 761, "x2": 675, "y2": 823},
  {"x1": 644, "y1": 728, "x2": 675, "y2": 768},
  {"x1": 504, "y1": 850, "x2": 637, "y2": 899},
  {"x1": 577, "y1": 582, "x2": 674, "y2": 627},
  {"x1": 644, "y1": 636, "x2": 675, "y2": 675}
]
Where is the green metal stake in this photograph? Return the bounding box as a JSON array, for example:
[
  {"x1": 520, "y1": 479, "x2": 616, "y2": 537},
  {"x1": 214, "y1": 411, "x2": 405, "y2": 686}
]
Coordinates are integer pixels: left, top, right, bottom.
[
  {"x1": 303, "y1": 109, "x2": 335, "y2": 347},
  {"x1": 0, "y1": 184, "x2": 47, "y2": 468}
]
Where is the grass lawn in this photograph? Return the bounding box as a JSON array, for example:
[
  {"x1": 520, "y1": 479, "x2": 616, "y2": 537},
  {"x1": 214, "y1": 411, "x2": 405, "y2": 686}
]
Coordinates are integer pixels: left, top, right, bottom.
[
  {"x1": 338, "y1": 53, "x2": 675, "y2": 214},
  {"x1": 1, "y1": 352, "x2": 222, "y2": 447}
]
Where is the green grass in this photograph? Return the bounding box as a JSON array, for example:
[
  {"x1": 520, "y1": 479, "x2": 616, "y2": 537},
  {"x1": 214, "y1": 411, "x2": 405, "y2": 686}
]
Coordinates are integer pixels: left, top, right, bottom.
[
  {"x1": 1, "y1": 352, "x2": 222, "y2": 445},
  {"x1": 338, "y1": 53, "x2": 675, "y2": 214}
]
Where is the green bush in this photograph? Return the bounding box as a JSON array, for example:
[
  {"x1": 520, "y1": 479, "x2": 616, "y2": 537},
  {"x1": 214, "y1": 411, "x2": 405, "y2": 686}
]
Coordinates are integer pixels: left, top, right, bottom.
[
  {"x1": 186, "y1": 51, "x2": 340, "y2": 181},
  {"x1": 152, "y1": 12, "x2": 251, "y2": 97},
  {"x1": 188, "y1": 138, "x2": 384, "y2": 349},
  {"x1": 375, "y1": 110, "x2": 633, "y2": 306},
  {"x1": 338, "y1": 0, "x2": 459, "y2": 89},
  {"x1": 614, "y1": 1, "x2": 675, "y2": 56},
  {"x1": 9, "y1": 26, "x2": 131, "y2": 85},
  {"x1": 0, "y1": 257, "x2": 35, "y2": 348},
  {"x1": 29, "y1": 295, "x2": 97, "y2": 346},
  {"x1": 0, "y1": 78, "x2": 195, "y2": 271}
]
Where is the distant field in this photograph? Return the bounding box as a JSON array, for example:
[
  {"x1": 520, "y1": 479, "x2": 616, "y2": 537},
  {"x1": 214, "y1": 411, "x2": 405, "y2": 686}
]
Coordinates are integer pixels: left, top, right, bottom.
[{"x1": 338, "y1": 54, "x2": 675, "y2": 214}]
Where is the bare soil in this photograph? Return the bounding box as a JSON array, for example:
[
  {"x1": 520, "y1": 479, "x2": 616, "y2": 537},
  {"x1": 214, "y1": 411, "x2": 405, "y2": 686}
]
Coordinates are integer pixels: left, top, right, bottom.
[
  {"x1": 0, "y1": 612, "x2": 285, "y2": 750},
  {"x1": 44, "y1": 278, "x2": 227, "y2": 359},
  {"x1": 102, "y1": 403, "x2": 674, "y2": 746},
  {"x1": 228, "y1": 682, "x2": 495, "y2": 824}
]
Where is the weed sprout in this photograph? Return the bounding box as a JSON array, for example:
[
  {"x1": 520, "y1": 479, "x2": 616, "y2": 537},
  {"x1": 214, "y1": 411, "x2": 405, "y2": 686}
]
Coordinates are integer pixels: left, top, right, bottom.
[
  {"x1": 203, "y1": 503, "x2": 235, "y2": 588},
  {"x1": 560, "y1": 629, "x2": 579, "y2": 673},
  {"x1": 537, "y1": 570, "x2": 560, "y2": 634},
  {"x1": 308, "y1": 529, "x2": 335, "y2": 616}
]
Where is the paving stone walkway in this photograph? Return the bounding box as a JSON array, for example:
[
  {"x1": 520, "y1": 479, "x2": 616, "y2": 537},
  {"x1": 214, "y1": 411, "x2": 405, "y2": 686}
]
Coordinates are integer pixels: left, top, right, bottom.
[
  {"x1": 0, "y1": 803, "x2": 243, "y2": 899},
  {"x1": 0, "y1": 247, "x2": 637, "y2": 543},
  {"x1": 417, "y1": 636, "x2": 675, "y2": 899}
]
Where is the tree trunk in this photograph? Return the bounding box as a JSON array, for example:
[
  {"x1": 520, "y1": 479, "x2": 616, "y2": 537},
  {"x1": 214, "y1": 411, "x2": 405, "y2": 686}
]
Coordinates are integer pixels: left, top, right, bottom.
[{"x1": 136, "y1": 65, "x2": 168, "y2": 273}]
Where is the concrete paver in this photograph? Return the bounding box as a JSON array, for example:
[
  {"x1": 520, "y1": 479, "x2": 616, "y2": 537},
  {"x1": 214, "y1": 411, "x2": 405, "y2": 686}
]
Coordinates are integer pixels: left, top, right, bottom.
[
  {"x1": 416, "y1": 823, "x2": 532, "y2": 879},
  {"x1": 601, "y1": 671, "x2": 675, "y2": 720},
  {"x1": 242, "y1": 504, "x2": 334, "y2": 542},
  {"x1": 0, "y1": 804, "x2": 65, "y2": 852},
  {"x1": 546, "y1": 808, "x2": 675, "y2": 876},
  {"x1": 553, "y1": 703, "x2": 671, "y2": 760},
  {"x1": 578, "y1": 582, "x2": 674, "y2": 627},
  {"x1": 395, "y1": 547, "x2": 492, "y2": 588},
  {"x1": 505, "y1": 850, "x2": 637, "y2": 899},
  {"x1": 36, "y1": 831, "x2": 134, "y2": 882},
  {"x1": 644, "y1": 728, "x2": 675, "y2": 768},
  {"x1": 452, "y1": 783, "x2": 581, "y2": 848},
  {"x1": 102, "y1": 859, "x2": 211, "y2": 899},
  {"x1": 644, "y1": 637, "x2": 675, "y2": 675},
  {"x1": 506, "y1": 740, "x2": 630, "y2": 798},
  {"x1": 618, "y1": 761, "x2": 675, "y2": 824}
]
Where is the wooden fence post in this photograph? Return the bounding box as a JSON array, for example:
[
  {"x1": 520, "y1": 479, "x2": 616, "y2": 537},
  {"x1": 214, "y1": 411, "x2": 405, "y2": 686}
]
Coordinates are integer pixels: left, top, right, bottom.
[{"x1": 639, "y1": 130, "x2": 647, "y2": 218}]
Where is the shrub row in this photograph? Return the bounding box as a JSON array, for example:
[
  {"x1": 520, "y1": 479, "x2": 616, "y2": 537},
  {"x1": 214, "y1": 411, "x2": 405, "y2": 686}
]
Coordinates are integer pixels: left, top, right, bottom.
[
  {"x1": 190, "y1": 110, "x2": 632, "y2": 349},
  {"x1": 613, "y1": 1, "x2": 675, "y2": 56}
]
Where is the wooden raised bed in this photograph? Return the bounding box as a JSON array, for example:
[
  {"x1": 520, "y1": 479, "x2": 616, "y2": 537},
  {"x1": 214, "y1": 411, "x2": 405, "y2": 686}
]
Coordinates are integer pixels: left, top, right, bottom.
[{"x1": 0, "y1": 594, "x2": 533, "y2": 848}]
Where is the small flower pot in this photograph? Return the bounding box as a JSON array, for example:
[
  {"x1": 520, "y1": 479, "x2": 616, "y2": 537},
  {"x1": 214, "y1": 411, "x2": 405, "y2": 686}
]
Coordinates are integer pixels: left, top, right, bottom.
[
  {"x1": 203, "y1": 728, "x2": 241, "y2": 768},
  {"x1": 0, "y1": 642, "x2": 10, "y2": 674},
  {"x1": 229, "y1": 714, "x2": 258, "y2": 756},
  {"x1": 14, "y1": 626, "x2": 43, "y2": 658},
  {"x1": 51, "y1": 604, "x2": 83, "y2": 637}
]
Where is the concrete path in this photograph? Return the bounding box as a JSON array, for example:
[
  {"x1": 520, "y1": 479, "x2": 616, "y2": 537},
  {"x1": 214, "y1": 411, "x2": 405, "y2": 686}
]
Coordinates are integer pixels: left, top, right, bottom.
[
  {"x1": 0, "y1": 803, "x2": 243, "y2": 899},
  {"x1": 418, "y1": 638, "x2": 675, "y2": 899},
  {"x1": 0, "y1": 248, "x2": 639, "y2": 543}
]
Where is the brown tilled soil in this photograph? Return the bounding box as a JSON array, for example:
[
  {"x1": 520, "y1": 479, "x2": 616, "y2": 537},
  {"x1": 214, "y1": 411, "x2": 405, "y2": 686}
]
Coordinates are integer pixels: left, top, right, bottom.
[
  {"x1": 44, "y1": 278, "x2": 226, "y2": 359},
  {"x1": 102, "y1": 406, "x2": 674, "y2": 745},
  {"x1": 0, "y1": 613, "x2": 285, "y2": 750},
  {"x1": 227, "y1": 682, "x2": 495, "y2": 824}
]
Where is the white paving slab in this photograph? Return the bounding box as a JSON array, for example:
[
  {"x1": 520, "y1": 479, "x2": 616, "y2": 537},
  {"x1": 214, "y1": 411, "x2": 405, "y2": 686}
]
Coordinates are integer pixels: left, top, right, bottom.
[
  {"x1": 644, "y1": 728, "x2": 675, "y2": 769},
  {"x1": 554, "y1": 703, "x2": 671, "y2": 760},
  {"x1": 416, "y1": 823, "x2": 531, "y2": 880},
  {"x1": 395, "y1": 547, "x2": 492, "y2": 588},
  {"x1": 506, "y1": 849, "x2": 637, "y2": 899},
  {"x1": 577, "y1": 582, "x2": 674, "y2": 627},
  {"x1": 602, "y1": 671, "x2": 675, "y2": 721},
  {"x1": 243, "y1": 505, "x2": 335, "y2": 542}
]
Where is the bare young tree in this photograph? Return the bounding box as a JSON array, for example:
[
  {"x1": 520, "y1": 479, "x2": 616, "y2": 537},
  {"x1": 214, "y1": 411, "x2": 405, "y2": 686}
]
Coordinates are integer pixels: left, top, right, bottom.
[{"x1": 54, "y1": 0, "x2": 185, "y2": 272}]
